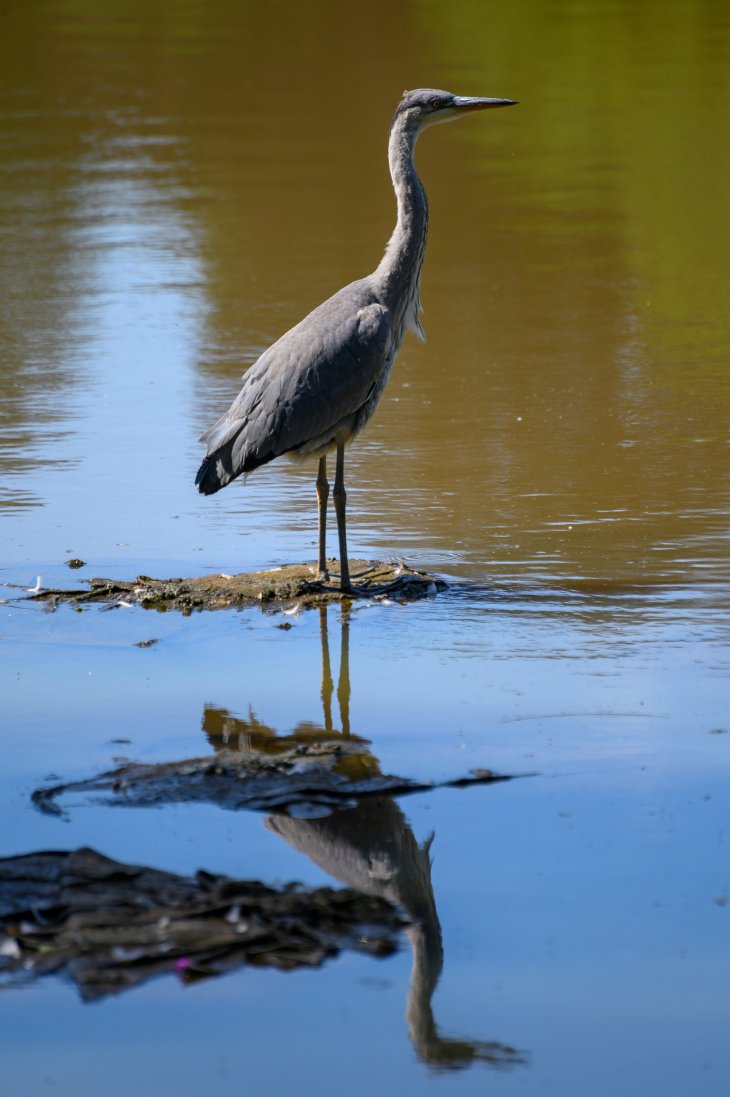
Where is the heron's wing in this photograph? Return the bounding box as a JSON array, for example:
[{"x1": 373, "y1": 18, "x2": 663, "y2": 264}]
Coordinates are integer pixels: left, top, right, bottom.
[
  {"x1": 263, "y1": 300, "x2": 391, "y2": 456},
  {"x1": 199, "y1": 294, "x2": 392, "y2": 473}
]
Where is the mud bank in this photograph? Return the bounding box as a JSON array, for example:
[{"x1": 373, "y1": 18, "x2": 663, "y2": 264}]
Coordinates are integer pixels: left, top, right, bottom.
[{"x1": 29, "y1": 560, "x2": 447, "y2": 612}]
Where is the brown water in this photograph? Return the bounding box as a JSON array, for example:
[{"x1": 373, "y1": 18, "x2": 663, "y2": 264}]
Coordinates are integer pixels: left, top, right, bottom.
[{"x1": 1, "y1": 2, "x2": 729, "y2": 1095}]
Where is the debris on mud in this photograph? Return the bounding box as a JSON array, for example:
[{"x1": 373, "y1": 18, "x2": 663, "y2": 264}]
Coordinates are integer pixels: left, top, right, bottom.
[
  {"x1": 27, "y1": 560, "x2": 447, "y2": 612},
  {"x1": 0, "y1": 847, "x2": 405, "y2": 1000},
  {"x1": 32, "y1": 741, "x2": 512, "y2": 819}
]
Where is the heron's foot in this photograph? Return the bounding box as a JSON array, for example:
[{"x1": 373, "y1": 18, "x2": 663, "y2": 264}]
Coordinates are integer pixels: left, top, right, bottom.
[{"x1": 339, "y1": 572, "x2": 354, "y2": 595}]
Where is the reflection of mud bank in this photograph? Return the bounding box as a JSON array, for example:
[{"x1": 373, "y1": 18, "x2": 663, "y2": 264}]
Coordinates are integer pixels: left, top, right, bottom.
[
  {"x1": 0, "y1": 847, "x2": 404, "y2": 1000},
  {"x1": 32, "y1": 742, "x2": 511, "y2": 819},
  {"x1": 29, "y1": 560, "x2": 447, "y2": 612}
]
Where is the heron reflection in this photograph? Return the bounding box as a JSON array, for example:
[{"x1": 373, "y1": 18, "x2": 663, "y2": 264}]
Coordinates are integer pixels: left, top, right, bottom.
[{"x1": 203, "y1": 606, "x2": 525, "y2": 1071}]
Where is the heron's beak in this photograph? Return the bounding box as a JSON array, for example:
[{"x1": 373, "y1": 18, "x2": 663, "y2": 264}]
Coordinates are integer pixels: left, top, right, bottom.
[{"x1": 453, "y1": 96, "x2": 518, "y2": 111}]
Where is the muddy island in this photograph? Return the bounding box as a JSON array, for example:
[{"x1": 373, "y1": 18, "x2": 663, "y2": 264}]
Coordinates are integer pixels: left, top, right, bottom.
[{"x1": 29, "y1": 559, "x2": 447, "y2": 613}]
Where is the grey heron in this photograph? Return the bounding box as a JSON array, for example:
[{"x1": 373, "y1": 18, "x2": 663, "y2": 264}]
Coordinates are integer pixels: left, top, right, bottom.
[{"x1": 196, "y1": 88, "x2": 517, "y2": 591}]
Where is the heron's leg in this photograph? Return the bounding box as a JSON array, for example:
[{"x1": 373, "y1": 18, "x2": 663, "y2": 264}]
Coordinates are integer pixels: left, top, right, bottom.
[
  {"x1": 333, "y1": 441, "x2": 352, "y2": 593},
  {"x1": 316, "y1": 455, "x2": 329, "y2": 580}
]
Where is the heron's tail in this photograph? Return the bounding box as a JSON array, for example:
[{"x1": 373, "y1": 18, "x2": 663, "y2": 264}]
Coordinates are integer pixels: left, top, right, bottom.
[
  {"x1": 195, "y1": 452, "x2": 230, "y2": 495},
  {"x1": 195, "y1": 435, "x2": 270, "y2": 495}
]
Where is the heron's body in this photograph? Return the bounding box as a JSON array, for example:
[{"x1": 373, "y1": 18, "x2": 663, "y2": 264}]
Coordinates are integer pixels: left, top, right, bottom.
[
  {"x1": 197, "y1": 278, "x2": 395, "y2": 476},
  {"x1": 196, "y1": 89, "x2": 516, "y2": 590}
]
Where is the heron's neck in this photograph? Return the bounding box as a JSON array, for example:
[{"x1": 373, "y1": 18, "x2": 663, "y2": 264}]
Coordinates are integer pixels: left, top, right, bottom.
[{"x1": 374, "y1": 116, "x2": 429, "y2": 332}]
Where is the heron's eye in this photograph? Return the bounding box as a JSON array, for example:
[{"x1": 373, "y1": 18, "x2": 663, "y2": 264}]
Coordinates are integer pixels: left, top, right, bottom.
[{"x1": 430, "y1": 98, "x2": 443, "y2": 109}]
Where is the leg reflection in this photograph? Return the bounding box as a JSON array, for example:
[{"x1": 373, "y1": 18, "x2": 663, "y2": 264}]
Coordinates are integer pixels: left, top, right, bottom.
[
  {"x1": 337, "y1": 605, "x2": 351, "y2": 737},
  {"x1": 319, "y1": 606, "x2": 334, "y2": 733},
  {"x1": 319, "y1": 603, "x2": 350, "y2": 737},
  {"x1": 204, "y1": 604, "x2": 359, "y2": 749}
]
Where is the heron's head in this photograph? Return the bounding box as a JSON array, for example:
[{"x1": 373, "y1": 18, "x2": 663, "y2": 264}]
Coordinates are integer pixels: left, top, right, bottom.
[{"x1": 393, "y1": 88, "x2": 517, "y2": 132}]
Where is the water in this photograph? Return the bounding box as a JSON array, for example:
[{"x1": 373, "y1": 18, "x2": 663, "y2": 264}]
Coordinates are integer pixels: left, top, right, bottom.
[{"x1": 1, "y1": 1, "x2": 729, "y2": 1094}]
